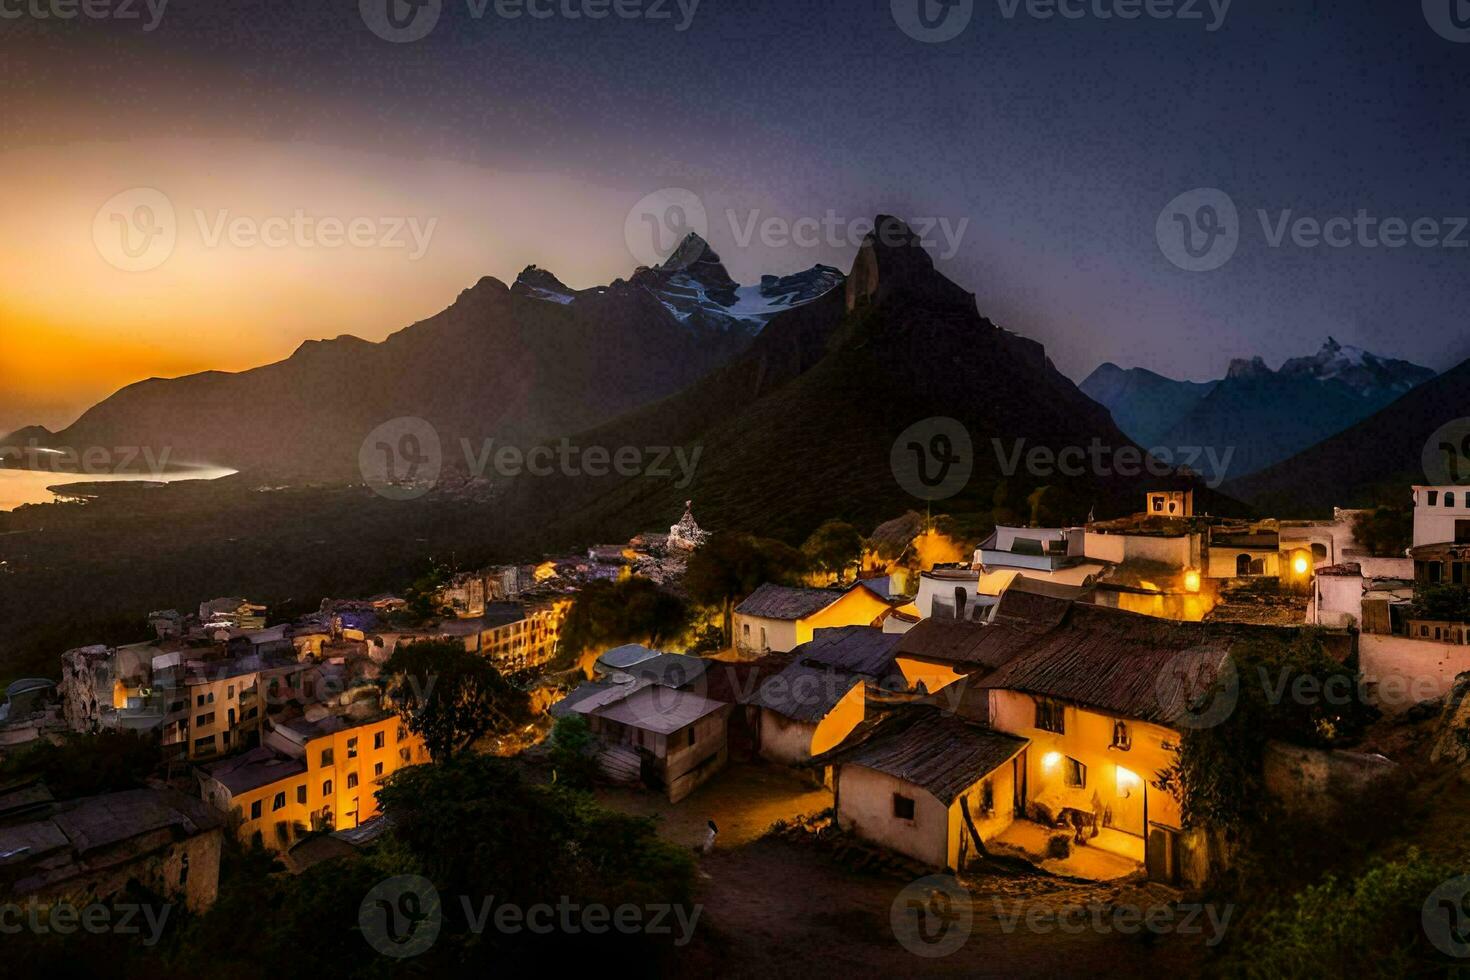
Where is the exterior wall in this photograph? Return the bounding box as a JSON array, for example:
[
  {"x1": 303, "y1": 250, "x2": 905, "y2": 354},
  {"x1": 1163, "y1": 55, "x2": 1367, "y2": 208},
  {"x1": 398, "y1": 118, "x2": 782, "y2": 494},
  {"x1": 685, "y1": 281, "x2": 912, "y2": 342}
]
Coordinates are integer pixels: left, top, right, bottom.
[
  {"x1": 896, "y1": 655, "x2": 969, "y2": 695},
  {"x1": 949, "y1": 761, "x2": 1018, "y2": 867},
  {"x1": 915, "y1": 571, "x2": 981, "y2": 620},
  {"x1": 1206, "y1": 548, "x2": 1281, "y2": 579},
  {"x1": 1096, "y1": 589, "x2": 1214, "y2": 623},
  {"x1": 478, "y1": 600, "x2": 571, "y2": 670},
  {"x1": 989, "y1": 689, "x2": 1182, "y2": 842},
  {"x1": 797, "y1": 589, "x2": 893, "y2": 644},
  {"x1": 837, "y1": 764, "x2": 950, "y2": 868},
  {"x1": 1360, "y1": 633, "x2": 1470, "y2": 713},
  {"x1": 1414, "y1": 486, "x2": 1470, "y2": 547},
  {"x1": 662, "y1": 708, "x2": 731, "y2": 803},
  {"x1": 735, "y1": 614, "x2": 798, "y2": 655},
  {"x1": 1084, "y1": 531, "x2": 1197, "y2": 569},
  {"x1": 1314, "y1": 574, "x2": 1364, "y2": 628},
  {"x1": 170, "y1": 671, "x2": 266, "y2": 761},
  {"x1": 27, "y1": 826, "x2": 224, "y2": 914},
  {"x1": 205, "y1": 716, "x2": 428, "y2": 850},
  {"x1": 758, "y1": 710, "x2": 818, "y2": 765}
]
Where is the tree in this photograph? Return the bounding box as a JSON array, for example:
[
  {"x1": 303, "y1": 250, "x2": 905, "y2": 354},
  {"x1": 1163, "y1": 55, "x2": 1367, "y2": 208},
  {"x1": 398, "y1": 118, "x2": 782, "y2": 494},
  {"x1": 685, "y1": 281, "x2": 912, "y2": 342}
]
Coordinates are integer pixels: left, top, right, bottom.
[
  {"x1": 383, "y1": 639, "x2": 530, "y2": 761},
  {"x1": 1352, "y1": 505, "x2": 1412, "y2": 558},
  {"x1": 684, "y1": 532, "x2": 807, "y2": 645},
  {"x1": 1412, "y1": 583, "x2": 1470, "y2": 623},
  {"x1": 558, "y1": 578, "x2": 689, "y2": 666},
  {"x1": 801, "y1": 519, "x2": 864, "y2": 583}
]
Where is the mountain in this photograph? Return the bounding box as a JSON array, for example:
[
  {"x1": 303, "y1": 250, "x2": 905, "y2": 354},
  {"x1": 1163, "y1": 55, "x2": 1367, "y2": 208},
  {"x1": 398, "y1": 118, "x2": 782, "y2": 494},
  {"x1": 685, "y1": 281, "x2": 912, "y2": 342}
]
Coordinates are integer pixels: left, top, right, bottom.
[
  {"x1": 1224, "y1": 357, "x2": 1470, "y2": 515},
  {"x1": 15, "y1": 238, "x2": 843, "y2": 479},
  {"x1": 495, "y1": 215, "x2": 1220, "y2": 548},
  {"x1": 1079, "y1": 364, "x2": 1217, "y2": 449},
  {"x1": 1157, "y1": 339, "x2": 1436, "y2": 483}
]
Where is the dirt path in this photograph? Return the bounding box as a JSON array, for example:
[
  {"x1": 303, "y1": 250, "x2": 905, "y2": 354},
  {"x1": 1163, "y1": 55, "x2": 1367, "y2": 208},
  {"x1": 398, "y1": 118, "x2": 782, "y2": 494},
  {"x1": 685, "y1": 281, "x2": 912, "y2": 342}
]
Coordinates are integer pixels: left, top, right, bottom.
[{"x1": 674, "y1": 839, "x2": 1211, "y2": 978}]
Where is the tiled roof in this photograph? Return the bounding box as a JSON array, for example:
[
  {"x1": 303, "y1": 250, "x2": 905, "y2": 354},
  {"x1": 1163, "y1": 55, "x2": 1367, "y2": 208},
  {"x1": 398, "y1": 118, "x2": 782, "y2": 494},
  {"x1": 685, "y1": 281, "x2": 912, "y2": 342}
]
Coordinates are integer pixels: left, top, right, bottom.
[
  {"x1": 203, "y1": 746, "x2": 308, "y2": 795},
  {"x1": 735, "y1": 583, "x2": 845, "y2": 620},
  {"x1": 823, "y1": 707, "x2": 1028, "y2": 805},
  {"x1": 750, "y1": 662, "x2": 863, "y2": 722},
  {"x1": 795, "y1": 626, "x2": 903, "y2": 677}
]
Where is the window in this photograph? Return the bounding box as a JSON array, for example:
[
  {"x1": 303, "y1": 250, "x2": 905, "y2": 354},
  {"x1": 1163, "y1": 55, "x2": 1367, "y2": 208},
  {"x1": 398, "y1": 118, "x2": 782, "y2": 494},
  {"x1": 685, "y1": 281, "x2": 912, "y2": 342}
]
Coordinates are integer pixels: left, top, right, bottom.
[
  {"x1": 222, "y1": 731, "x2": 231, "y2": 747},
  {"x1": 322, "y1": 779, "x2": 333, "y2": 796},
  {"x1": 196, "y1": 693, "x2": 206, "y2": 707},
  {"x1": 742, "y1": 623, "x2": 750, "y2": 642},
  {"x1": 206, "y1": 691, "x2": 214, "y2": 704},
  {"x1": 250, "y1": 800, "x2": 262, "y2": 820},
  {"x1": 297, "y1": 785, "x2": 307, "y2": 804},
  {"x1": 347, "y1": 738, "x2": 358, "y2": 759},
  {"x1": 1458, "y1": 520, "x2": 1470, "y2": 545},
  {"x1": 980, "y1": 780, "x2": 995, "y2": 816},
  {"x1": 1064, "y1": 757, "x2": 1087, "y2": 788},
  {"x1": 347, "y1": 772, "x2": 358, "y2": 789},
  {"x1": 272, "y1": 792, "x2": 286, "y2": 811},
  {"x1": 320, "y1": 748, "x2": 334, "y2": 766},
  {"x1": 1449, "y1": 492, "x2": 1458, "y2": 508},
  {"x1": 374, "y1": 762, "x2": 384, "y2": 777},
  {"x1": 227, "y1": 684, "x2": 235, "y2": 699},
  {"x1": 374, "y1": 731, "x2": 385, "y2": 749},
  {"x1": 892, "y1": 794, "x2": 916, "y2": 820},
  {"x1": 1429, "y1": 491, "x2": 1440, "y2": 506},
  {"x1": 1035, "y1": 699, "x2": 1065, "y2": 734},
  {"x1": 196, "y1": 712, "x2": 214, "y2": 727},
  {"x1": 194, "y1": 735, "x2": 214, "y2": 753},
  {"x1": 1110, "y1": 720, "x2": 1131, "y2": 751}
]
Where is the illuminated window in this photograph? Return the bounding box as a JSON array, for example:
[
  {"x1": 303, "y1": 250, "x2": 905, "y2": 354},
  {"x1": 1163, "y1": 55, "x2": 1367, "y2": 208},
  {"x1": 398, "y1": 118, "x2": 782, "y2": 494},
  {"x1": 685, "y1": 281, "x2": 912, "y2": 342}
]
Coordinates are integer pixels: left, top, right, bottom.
[
  {"x1": 272, "y1": 792, "x2": 286, "y2": 811},
  {"x1": 322, "y1": 779, "x2": 332, "y2": 795},
  {"x1": 1035, "y1": 700, "x2": 1065, "y2": 734},
  {"x1": 347, "y1": 772, "x2": 358, "y2": 789},
  {"x1": 1111, "y1": 721, "x2": 1131, "y2": 751},
  {"x1": 1064, "y1": 758, "x2": 1086, "y2": 788},
  {"x1": 347, "y1": 738, "x2": 358, "y2": 759}
]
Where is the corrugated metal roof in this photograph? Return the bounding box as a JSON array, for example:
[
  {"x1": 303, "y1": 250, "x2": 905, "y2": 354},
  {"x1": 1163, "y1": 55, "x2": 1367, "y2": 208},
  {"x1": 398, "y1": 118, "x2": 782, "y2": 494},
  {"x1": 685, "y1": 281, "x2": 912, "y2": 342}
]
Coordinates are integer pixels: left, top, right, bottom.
[{"x1": 826, "y1": 708, "x2": 1028, "y2": 805}]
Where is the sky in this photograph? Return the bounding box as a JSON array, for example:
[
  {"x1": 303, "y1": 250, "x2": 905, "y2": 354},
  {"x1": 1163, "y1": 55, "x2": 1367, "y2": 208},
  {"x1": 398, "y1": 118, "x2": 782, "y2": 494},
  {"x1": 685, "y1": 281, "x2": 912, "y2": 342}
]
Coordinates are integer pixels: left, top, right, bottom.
[{"x1": 2, "y1": 1, "x2": 1468, "y2": 435}]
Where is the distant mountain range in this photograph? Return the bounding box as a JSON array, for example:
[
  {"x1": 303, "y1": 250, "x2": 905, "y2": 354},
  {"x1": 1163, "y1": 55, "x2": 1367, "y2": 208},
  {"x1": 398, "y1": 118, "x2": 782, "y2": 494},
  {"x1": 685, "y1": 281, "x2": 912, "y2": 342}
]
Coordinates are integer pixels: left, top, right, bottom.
[
  {"x1": 1081, "y1": 339, "x2": 1437, "y2": 484},
  {"x1": 1225, "y1": 356, "x2": 1470, "y2": 515},
  {"x1": 3, "y1": 241, "x2": 844, "y2": 479}
]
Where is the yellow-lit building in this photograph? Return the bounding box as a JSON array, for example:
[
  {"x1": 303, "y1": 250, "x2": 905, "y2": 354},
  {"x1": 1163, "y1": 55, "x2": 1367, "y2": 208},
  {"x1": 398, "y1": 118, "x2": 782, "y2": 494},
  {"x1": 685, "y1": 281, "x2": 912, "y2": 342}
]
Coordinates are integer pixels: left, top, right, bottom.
[
  {"x1": 197, "y1": 711, "x2": 428, "y2": 850},
  {"x1": 734, "y1": 582, "x2": 894, "y2": 655}
]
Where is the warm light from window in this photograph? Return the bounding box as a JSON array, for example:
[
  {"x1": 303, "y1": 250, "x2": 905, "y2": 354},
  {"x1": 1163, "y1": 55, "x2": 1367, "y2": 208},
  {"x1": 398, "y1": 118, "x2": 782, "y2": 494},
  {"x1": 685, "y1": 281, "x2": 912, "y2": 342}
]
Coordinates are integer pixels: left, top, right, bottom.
[
  {"x1": 1116, "y1": 765, "x2": 1141, "y2": 797},
  {"x1": 1183, "y1": 569, "x2": 1201, "y2": 593},
  {"x1": 1292, "y1": 553, "x2": 1310, "y2": 576},
  {"x1": 1042, "y1": 751, "x2": 1062, "y2": 769}
]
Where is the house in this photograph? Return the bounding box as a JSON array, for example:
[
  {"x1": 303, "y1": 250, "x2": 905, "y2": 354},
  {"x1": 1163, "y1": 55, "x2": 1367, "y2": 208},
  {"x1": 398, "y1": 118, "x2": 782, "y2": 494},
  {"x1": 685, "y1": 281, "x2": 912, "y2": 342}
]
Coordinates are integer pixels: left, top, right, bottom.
[
  {"x1": 594, "y1": 644, "x2": 664, "y2": 677},
  {"x1": 197, "y1": 709, "x2": 428, "y2": 851},
  {"x1": 0, "y1": 783, "x2": 224, "y2": 913},
  {"x1": 552, "y1": 653, "x2": 731, "y2": 802},
  {"x1": 823, "y1": 707, "x2": 1028, "y2": 871},
  {"x1": 198, "y1": 597, "x2": 267, "y2": 631},
  {"x1": 1412, "y1": 485, "x2": 1470, "y2": 549},
  {"x1": 733, "y1": 582, "x2": 893, "y2": 655},
  {"x1": 913, "y1": 528, "x2": 1108, "y2": 622},
  {"x1": 386, "y1": 598, "x2": 573, "y2": 671},
  {"x1": 749, "y1": 627, "x2": 902, "y2": 765},
  {"x1": 1207, "y1": 528, "x2": 1283, "y2": 578}
]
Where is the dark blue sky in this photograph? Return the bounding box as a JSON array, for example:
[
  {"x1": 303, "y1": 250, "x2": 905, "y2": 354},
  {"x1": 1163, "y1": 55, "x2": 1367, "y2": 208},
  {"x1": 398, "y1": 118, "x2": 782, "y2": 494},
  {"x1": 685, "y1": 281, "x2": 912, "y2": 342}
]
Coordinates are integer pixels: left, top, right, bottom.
[{"x1": 5, "y1": 0, "x2": 1468, "y2": 389}]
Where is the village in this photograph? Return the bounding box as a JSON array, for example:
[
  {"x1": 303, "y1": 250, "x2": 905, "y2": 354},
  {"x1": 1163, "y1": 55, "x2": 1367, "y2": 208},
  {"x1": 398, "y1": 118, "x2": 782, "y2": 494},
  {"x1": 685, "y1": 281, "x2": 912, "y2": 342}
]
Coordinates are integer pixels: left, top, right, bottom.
[{"x1": 1, "y1": 484, "x2": 1467, "y2": 966}]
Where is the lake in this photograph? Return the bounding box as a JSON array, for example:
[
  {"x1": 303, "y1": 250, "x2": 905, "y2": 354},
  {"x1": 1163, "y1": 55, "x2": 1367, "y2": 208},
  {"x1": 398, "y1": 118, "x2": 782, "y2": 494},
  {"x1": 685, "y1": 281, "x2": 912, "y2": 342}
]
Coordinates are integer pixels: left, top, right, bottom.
[{"x1": 0, "y1": 464, "x2": 238, "y2": 511}]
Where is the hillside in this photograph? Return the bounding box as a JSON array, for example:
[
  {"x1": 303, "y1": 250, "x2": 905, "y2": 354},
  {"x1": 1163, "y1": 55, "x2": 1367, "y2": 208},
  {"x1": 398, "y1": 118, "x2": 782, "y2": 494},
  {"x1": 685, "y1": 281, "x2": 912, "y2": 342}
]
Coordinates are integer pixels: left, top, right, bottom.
[{"x1": 1224, "y1": 356, "x2": 1470, "y2": 514}]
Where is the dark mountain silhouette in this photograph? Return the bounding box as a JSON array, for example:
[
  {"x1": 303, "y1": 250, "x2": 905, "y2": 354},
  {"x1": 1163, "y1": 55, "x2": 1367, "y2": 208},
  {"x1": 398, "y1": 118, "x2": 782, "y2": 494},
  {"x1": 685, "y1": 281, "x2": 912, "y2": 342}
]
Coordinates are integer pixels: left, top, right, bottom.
[
  {"x1": 495, "y1": 216, "x2": 1222, "y2": 548},
  {"x1": 9, "y1": 238, "x2": 840, "y2": 479},
  {"x1": 1225, "y1": 357, "x2": 1470, "y2": 515}
]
